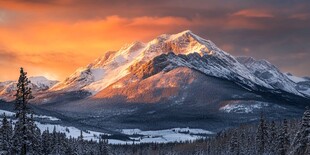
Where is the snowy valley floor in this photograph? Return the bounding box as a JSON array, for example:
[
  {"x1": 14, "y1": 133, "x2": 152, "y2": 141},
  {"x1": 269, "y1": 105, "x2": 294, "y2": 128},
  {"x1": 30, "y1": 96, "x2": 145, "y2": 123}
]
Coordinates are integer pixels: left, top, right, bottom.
[{"x1": 0, "y1": 109, "x2": 214, "y2": 144}]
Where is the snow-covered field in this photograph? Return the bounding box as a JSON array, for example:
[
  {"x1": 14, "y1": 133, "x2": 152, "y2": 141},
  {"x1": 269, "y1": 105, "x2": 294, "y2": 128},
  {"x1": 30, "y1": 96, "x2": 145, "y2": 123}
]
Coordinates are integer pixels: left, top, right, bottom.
[
  {"x1": 0, "y1": 109, "x2": 15, "y2": 117},
  {"x1": 36, "y1": 123, "x2": 213, "y2": 144},
  {"x1": 0, "y1": 109, "x2": 213, "y2": 144},
  {"x1": 119, "y1": 128, "x2": 213, "y2": 144},
  {"x1": 35, "y1": 122, "x2": 105, "y2": 141},
  {"x1": 0, "y1": 109, "x2": 59, "y2": 121}
]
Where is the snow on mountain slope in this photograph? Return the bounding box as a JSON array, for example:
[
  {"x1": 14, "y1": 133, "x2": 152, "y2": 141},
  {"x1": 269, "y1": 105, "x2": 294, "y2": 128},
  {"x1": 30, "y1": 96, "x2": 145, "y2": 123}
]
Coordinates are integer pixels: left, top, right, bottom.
[
  {"x1": 285, "y1": 73, "x2": 308, "y2": 83},
  {"x1": 51, "y1": 30, "x2": 231, "y2": 93},
  {"x1": 283, "y1": 73, "x2": 310, "y2": 96},
  {"x1": 236, "y1": 56, "x2": 302, "y2": 95},
  {"x1": 29, "y1": 76, "x2": 59, "y2": 89},
  {"x1": 49, "y1": 30, "x2": 307, "y2": 99},
  {"x1": 130, "y1": 51, "x2": 303, "y2": 97},
  {"x1": 50, "y1": 41, "x2": 146, "y2": 92},
  {"x1": 220, "y1": 102, "x2": 269, "y2": 113},
  {"x1": 0, "y1": 76, "x2": 58, "y2": 101},
  {"x1": 219, "y1": 100, "x2": 286, "y2": 114}
]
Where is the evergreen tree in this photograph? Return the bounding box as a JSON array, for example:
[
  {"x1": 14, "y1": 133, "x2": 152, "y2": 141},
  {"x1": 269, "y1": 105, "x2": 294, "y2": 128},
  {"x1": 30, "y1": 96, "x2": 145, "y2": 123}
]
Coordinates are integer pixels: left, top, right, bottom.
[
  {"x1": 99, "y1": 136, "x2": 109, "y2": 155},
  {"x1": 12, "y1": 67, "x2": 35, "y2": 155},
  {"x1": 42, "y1": 129, "x2": 52, "y2": 155},
  {"x1": 278, "y1": 119, "x2": 290, "y2": 155},
  {"x1": 65, "y1": 136, "x2": 77, "y2": 155},
  {"x1": 268, "y1": 120, "x2": 277, "y2": 154},
  {"x1": 14, "y1": 67, "x2": 33, "y2": 119},
  {"x1": 289, "y1": 107, "x2": 310, "y2": 155},
  {"x1": 283, "y1": 119, "x2": 290, "y2": 150},
  {"x1": 56, "y1": 132, "x2": 68, "y2": 155},
  {"x1": 0, "y1": 113, "x2": 13, "y2": 153},
  {"x1": 229, "y1": 130, "x2": 239, "y2": 155},
  {"x1": 27, "y1": 113, "x2": 42, "y2": 154},
  {"x1": 51, "y1": 126, "x2": 63, "y2": 155},
  {"x1": 278, "y1": 129, "x2": 286, "y2": 155},
  {"x1": 256, "y1": 112, "x2": 268, "y2": 154},
  {"x1": 12, "y1": 68, "x2": 40, "y2": 155},
  {"x1": 77, "y1": 130, "x2": 85, "y2": 154},
  {"x1": 239, "y1": 129, "x2": 249, "y2": 155}
]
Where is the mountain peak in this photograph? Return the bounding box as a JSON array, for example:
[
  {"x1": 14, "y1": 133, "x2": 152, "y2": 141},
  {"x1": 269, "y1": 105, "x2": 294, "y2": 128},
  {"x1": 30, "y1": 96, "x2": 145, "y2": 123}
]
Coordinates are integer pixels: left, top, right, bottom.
[
  {"x1": 153, "y1": 30, "x2": 198, "y2": 43},
  {"x1": 29, "y1": 76, "x2": 51, "y2": 81},
  {"x1": 162, "y1": 30, "x2": 201, "y2": 43},
  {"x1": 146, "y1": 30, "x2": 220, "y2": 57},
  {"x1": 172, "y1": 30, "x2": 194, "y2": 37},
  {"x1": 180, "y1": 29, "x2": 193, "y2": 34},
  {"x1": 0, "y1": 76, "x2": 59, "y2": 101},
  {"x1": 169, "y1": 30, "x2": 208, "y2": 43},
  {"x1": 28, "y1": 76, "x2": 59, "y2": 86},
  {"x1": 50, "y1": 30, "x2": 235, "y2": 93}
]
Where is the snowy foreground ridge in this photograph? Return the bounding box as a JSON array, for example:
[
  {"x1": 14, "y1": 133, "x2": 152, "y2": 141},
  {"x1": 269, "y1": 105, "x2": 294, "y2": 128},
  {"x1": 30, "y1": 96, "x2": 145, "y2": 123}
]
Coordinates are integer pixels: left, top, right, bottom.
[{"x1": 0, "y1": 109, "x2": 213, "y2": 144}]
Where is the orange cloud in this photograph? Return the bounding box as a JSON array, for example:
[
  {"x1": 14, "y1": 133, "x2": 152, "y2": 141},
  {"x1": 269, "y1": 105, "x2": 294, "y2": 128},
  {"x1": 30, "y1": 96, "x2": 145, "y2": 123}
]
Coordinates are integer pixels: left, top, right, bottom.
[
  {"x1": 0, "y1": 15, "x2": 204, "y2": 81},
  {"x1": 232, "y1": 9, "x2": 274, "y2": 18},
  {"x1": 0, "y1": 15, "x2": 199, "y2": 55},
  {"x1": 0, "y1": 10, "x2": 282, "y2": 81},
  {"x1": 224, "y1": 18, "x2": 270, "y2": 30},
  {"x1": 1, "y1": 1, "x2": 306, "y2": 81},
  {"x1": 289, "y1": 13, "x2": 310, "y2": 20}
]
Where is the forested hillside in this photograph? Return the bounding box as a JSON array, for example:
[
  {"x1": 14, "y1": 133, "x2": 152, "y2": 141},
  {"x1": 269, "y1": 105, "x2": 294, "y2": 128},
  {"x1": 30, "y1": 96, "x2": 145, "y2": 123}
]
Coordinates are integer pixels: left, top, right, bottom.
[
  {"x1": 1, "y1": 109, "x2": 309, "y2": 155},
  {"x1": 106, "y1": 110, "x2": 309, "y2": 155}
]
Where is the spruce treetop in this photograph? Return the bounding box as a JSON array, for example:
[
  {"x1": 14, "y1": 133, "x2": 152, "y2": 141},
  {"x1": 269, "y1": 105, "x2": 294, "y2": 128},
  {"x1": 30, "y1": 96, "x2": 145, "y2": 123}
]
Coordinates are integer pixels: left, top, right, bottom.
[{"x1": 14, "y1": 67, "x2": 34, "y2": 117}]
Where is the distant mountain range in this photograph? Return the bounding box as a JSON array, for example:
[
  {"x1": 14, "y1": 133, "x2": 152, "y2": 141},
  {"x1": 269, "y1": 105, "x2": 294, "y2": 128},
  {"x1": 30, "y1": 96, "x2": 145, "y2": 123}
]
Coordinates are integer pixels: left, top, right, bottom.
[
  {"x1": 1, "y1": 30, "x2": 309, "y2": 131},
  {"x1": 0, "y1": 76, "x2": 58, "y2": 101}
]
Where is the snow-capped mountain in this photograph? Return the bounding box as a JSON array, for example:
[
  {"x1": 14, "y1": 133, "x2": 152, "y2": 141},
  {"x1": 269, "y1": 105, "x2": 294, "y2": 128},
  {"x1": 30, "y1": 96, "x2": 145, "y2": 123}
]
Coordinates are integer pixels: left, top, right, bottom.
[
  {"x1": 51, "y1": 30, "x2": 226, "y2": 93},
  {"x1": 49, "y1": 30, "x2": 309, "y2": 99},
  {"x1": 29, "y1": 76, "x2": 58, "y2": 89},
  {"x1": 236, "y1": 56, "x2": 303, "y2": 95},
  {"x1": 285, "y1": 73, "x2": 310, "y2": 97},
  {"x1": 1, "y1": 30, "x2": 309, "y2": 133},
  {"x1": 285, "y1": 73, "x2": 309, "y2": 83},
  {"x1": 0, "y1": 76, "x2": 58, "y2": 101}
]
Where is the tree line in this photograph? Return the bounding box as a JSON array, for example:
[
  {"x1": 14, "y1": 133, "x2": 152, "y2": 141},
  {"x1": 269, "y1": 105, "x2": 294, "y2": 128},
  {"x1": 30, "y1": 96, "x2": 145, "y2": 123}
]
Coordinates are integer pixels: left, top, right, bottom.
[{"x1": 102, "y1": 110, "x2": 309, "y2": 155}]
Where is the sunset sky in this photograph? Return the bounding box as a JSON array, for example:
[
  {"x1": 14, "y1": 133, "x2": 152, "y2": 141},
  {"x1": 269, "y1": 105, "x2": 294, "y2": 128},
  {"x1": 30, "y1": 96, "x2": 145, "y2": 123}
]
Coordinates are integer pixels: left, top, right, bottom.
[{"x1": 0, "y1": 0, "x2": 309, "y2": 81}]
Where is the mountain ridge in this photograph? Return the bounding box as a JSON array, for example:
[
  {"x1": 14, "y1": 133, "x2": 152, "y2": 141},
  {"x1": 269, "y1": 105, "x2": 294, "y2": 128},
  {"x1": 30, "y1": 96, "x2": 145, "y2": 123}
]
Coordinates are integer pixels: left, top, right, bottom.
[
  {"x1": 46, "y1": 30, "x2": 309, "y2": 100},
  {"x1": 0, "y1": 76, "x2": 58, "y2": 101},
  {"x1": 1, "y1": 30, "x2": 309, "y2": 103}
]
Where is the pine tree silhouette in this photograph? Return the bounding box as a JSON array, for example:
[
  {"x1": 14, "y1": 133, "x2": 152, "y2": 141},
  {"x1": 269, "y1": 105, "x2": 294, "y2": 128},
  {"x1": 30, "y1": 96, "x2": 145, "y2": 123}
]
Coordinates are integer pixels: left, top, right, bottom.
[
  {"x1": 289, "y1": 107, "x2": 310, "y2": 155},
  {"x1": 12, "y1": 67, "x2": 34, "y2": 155}
]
